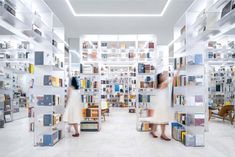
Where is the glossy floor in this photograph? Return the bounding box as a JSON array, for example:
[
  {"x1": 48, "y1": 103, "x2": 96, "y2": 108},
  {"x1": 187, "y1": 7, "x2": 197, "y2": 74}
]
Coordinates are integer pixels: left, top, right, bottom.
[{"x1": 0, "y1": 108, "x2": 235, "y2": 157}]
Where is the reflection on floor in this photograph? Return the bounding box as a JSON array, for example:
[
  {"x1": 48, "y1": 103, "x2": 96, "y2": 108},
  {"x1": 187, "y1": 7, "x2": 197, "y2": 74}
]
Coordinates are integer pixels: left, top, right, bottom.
[{"x1": 0, "y1": 108, "x2": 234, "y2": 157}]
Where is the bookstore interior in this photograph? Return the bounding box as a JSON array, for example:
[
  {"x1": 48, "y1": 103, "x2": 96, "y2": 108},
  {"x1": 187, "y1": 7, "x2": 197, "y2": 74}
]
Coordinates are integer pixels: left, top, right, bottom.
[{"x1": 0, "y1": 0, "x2": 235, "y2": 156}]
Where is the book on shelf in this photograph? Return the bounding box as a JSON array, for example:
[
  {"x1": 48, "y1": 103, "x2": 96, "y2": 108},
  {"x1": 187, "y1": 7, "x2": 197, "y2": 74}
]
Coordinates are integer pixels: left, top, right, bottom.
[
  {"x1": 174, "y1": 75, "x2": 186, "y2": 87},
  {"x1": 138, "y1": 94, "x2": 151, "y2": 103},
  {"x1": 43, "y1": 75, "x2": 63, "y2": 87},
  {"x1": 35, "y1": 51, "x2": 44, "y2": 65},
  {"x1": 174, "y1": 94, "x2": 185, "y2": 106},
  {"x1": 188, "y1": 75, "x2": 203, "y2": 86},
  {"x1": 188, "y1": 95, "x2": 204, "y2": 106},
  {"x1": 37, "y1": 95, "x2": 60, "y2": 106},
  {"x1": 176, "y1": 112, "x2": 205, "y2": 127},
  {"x1": 174, "y1": 57, "x2": 186, "y2": 70},
  {"x1": 148, "y1": 42, "x2": 154, "y2": 49},
  {"x1": 43, "y1": 114, "x2": 62, "y2": 126},
  {"x1": 187, "y1": 54, "x2": 203, "y2": 65},
  {"x1": 81, "y1": 121, "x2": 99, "y2": 131},
  {"x1": 101, "y1": 42, "x2": 108, "y2": 48},
  {"x1": 138, "y1": 63, "x2": 155, "y2": 74},
  {"x1": 40, "y1": 130, "x2": 62, "y2": 146}
]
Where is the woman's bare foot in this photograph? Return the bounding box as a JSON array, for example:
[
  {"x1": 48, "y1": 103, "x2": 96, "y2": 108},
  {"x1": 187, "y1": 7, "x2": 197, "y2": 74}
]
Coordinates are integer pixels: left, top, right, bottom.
[
  {"x1": 160, "y1": 135, "x2": 171, "y2": 141},
  {"x1": 150, "y1": 132, "x2": 158, "y2": 138}
]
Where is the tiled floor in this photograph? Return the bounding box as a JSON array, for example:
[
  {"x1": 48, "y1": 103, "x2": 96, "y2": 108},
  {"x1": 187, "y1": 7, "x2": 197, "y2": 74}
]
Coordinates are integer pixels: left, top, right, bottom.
[{"x1": 0, "y1": 108, "x2": 235, "y2": 157}]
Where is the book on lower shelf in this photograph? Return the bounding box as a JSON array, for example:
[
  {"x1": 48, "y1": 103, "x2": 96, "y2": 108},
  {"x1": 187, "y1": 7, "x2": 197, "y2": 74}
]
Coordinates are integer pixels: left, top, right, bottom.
[
  {"x1": 80, "y1": 121, "x2": 99, "y2": 131},
  {"x1": 171, "y1": 122, "x2": 205, "y2": 147},
  {"x1": 175, "y1": 112, "x2": 205, "y2": 127},
  {"x1": 37, "y1": 95, "x2": 61, "y2": 106},
  {"x1": 36, "y1": 130, "x2": 63, "y2": 146},
  {"x1": 188, "y1": 75, "x2": 204, "y2": 86}
]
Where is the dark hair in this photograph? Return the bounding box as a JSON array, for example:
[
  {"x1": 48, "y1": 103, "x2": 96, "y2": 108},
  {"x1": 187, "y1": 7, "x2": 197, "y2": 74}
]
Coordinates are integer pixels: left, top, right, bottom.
[
  {"x1": 71, "y1": 77, "x2": 79, "y2": 89},
  {"x1": 120, "y1": 89, "x2": 124, "y2": 93},
  {"x1": 156, "y1": 73, "x2": 164, "y2": 89}
]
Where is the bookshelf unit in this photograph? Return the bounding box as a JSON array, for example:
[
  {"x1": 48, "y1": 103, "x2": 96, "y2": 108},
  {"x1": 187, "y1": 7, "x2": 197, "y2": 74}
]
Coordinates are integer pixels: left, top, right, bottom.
[
  {"x1": 0, "y1": 0, "x2": 67, "y2": 146},
  {"x1": 170, "y1": 0, "x2": 235, "y2": 147},
  {"x1": 171, "y1": 1, "x2": 206, "y2": 147},
  {"x1": 135, "y1": 35, "x2": 157, "y2": 132},
  {"x1": 32, "y1": 1, "x2": 66, "y2": 146},
  {"x1": 80, "y1": 35, "x2": 158, "y2": 131}
]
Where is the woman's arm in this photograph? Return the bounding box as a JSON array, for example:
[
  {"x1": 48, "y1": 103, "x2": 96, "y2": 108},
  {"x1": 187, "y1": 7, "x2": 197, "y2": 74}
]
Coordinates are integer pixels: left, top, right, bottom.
[
  {"x1": 161, "y1": 66, "x2": 184, "y2": 88},
  {"x1": 65, "y1": 87, "x2": 73, "y2": 107}
]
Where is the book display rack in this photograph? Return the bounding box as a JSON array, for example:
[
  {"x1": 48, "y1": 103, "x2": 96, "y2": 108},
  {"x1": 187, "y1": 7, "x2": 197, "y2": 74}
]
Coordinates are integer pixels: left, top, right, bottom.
[{"x1": 0, "y1": 0, "x2": 67, "y2": 146}]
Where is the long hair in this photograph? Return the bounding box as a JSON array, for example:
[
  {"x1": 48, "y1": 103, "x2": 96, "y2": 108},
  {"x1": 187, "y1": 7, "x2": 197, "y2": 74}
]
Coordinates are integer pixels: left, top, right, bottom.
[
  {"x1": 71, "y1": 77, "x2": 79, "y2": 90},
  {"x1": 156, "y1": 72, "x2": 165, "y2": 89},
  {"x1": 156, "y1": 73, "x2": 161, "y2": 89}
]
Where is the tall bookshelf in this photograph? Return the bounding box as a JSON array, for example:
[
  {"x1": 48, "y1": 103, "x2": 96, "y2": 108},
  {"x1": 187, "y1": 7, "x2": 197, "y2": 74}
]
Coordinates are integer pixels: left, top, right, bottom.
[
  {"x1": 170, "y1": 0, "x2": 235, "y2": 147},
  {"x1": 32, "y1": 1, "x2": 66, "y2": 146},
  {"x1": 136, "y1": 35, "x2": 158, "y2": 132},
  {"x1": 79, "y1": 35, "x2": 158, "y2": 131},
  {"x1": 80, "y1": 35, "x2": 101, "y2": 131},
  {"x1": 171, "y1": 2, "x2": 206, "y2": 147}
]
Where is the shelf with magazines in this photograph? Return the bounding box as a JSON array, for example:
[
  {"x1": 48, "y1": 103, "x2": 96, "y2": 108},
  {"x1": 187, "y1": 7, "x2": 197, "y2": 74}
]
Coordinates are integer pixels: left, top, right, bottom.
[
  {"x1": 135, "y1": 35, "x2": 157, "y2": 132},
  {"x1": 79, "y1": 49, "x2": 101, "y2": 131},
  {"x1": 170, "y1": 0, "x2": 208, "y2": 147}
]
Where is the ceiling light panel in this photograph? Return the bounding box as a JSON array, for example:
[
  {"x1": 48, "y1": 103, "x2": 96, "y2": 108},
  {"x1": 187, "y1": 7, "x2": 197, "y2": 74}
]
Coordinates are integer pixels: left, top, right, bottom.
[{"x1": 65, "y1": 0, "x2": 172, "y2": 17}]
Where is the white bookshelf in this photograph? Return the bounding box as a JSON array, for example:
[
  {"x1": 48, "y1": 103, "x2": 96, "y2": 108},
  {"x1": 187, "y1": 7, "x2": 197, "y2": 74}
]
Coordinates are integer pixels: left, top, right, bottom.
[
  {"x1": 0, "y1": 0, "x2": 67, "y2": 146},
  {"x1": 170, "y1": 0, "x2": 235, "y2": 147}
]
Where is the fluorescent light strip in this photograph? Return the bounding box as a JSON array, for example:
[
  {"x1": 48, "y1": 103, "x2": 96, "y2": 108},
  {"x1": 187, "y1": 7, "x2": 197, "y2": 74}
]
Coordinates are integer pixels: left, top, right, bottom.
[{"x1": 65, "y1": 0, "x2": 171, "y2": 17}]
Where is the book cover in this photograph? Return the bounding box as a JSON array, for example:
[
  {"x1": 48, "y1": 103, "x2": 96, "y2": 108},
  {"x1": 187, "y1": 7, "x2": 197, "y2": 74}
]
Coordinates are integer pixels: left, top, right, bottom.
[{"x1": 194, "y1": 54, "x2": 203, "y2": 64}]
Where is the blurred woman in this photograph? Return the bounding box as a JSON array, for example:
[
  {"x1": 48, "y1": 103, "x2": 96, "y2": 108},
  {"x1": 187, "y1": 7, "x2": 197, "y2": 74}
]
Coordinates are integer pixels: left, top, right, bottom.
[
  {"x1": 63, "y1": 77, "x2": 82, "y2": 137},
  {"x1": 148, "y1": 71, "x2": 171, "y2": 141}
]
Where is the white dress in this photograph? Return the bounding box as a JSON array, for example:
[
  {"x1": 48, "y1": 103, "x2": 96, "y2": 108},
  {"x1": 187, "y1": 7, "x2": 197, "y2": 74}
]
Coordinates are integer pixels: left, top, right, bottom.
[
  {"x1": 140, "y1": 88, "x2": 170, "y2": 124},
  {"x1": 63, "y1": 90, "x2": 82, "y2": 124}
]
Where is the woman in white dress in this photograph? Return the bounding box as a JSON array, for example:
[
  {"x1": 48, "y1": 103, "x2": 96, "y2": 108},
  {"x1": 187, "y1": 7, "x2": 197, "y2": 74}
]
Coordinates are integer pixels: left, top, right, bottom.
[
  {"x1": 148, "y1": 71, "x2": 175, "y2": 141},
  {"x1": 63, "y1": 77, "x2": 82, "y2": 137},
  {"x1": 119, "y1": 89, "x2": 125, "y2": 107}
]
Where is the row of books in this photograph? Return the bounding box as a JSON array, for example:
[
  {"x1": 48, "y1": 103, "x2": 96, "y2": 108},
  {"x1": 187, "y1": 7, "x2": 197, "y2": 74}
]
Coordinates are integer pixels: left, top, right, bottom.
[
  {"x1": 138, "y1": 63, "x2": 155, "y2": 74},
  {"x1": 80, "y1": 79, "x2": 98, "y2": 89},
  {"x1": 188, "y1": 75, "x2": 204, "y2": 86},
  {"x1": 82, "y1": 41, "x2": 155, "y2": 49},
  {"x1": 37, "y1": 130, "x2": 63, "y2": 146},
  {"x1": 174, "y1": 54, "x2": 203, "y2": 69},
  {"x1": 2, "y1": 62, "x2": 34, "y2": 74},
  {"x1": 43, "y1": 114, "x2": 62, "y2": 126},
  {"x1": 172, "y1": 123, "x2": 204, "y2": 147},
  {"x1": 81, "y1": 95, "x2": 95, "y2": 103},
  {"x1": 37, "y1": 95, "x2": 61, "y2": 106},
  {"x1": 174, "y1": 75, "x2": 204, "y2": 87},
  {"x1": 81, "y1": 121, "x2": 99, "y2": 131},
  {"x1": 44, "y1": 75, "x2": 63, "y2": 87},
  {"x1": 82, "y1": 108, "x2": 99, "y2": 118},
  {"x1": 174, "y1": 75, "x2": 186, "y2": 87},
  {"x1": 174, "y1": 57, "x2": 186, "y2": 70},
  {"x1": 82, "y1": 51, "x2": 97, "y2": 60},
  {"x1": 174, "y1": 95, "x2": 204, "y2": 106},
  {"x1": 174, "y1": 95, "x2": 185, "y2": 106},
  {"x1": 175, "y1": 112, "x2": 205, "y2": 127},
  {"x1": 138, "y1": 94, "x2": 151, "y2": 103},
  {"x1": 80, "y1": 64, "x2": 99, "y2": 74},
  {"x1": 187, "y1": 54, "x2": 203, "y2": 65}
]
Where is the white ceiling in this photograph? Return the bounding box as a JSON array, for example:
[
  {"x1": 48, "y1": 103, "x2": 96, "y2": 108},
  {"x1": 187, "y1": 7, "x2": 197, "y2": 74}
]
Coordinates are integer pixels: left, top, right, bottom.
[
  {"x1": 44, "y1": 0, "x2": 194, "y2": 45},
  {"x1": 69, "y1": 0, "x2": 167, "y2": 14}
]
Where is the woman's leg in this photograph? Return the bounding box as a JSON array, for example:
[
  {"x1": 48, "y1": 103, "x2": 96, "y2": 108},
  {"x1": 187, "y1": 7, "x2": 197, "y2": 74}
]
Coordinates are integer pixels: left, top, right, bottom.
[
  {"x1": 72, "y1": 123, "x2": 79, "y2": 137},
  {"x1": 150, "y1": 124, "x2": 158, "y2": 138},
  {"x1": 160, "y1": 124, "x2": 171, "y2": 141}
]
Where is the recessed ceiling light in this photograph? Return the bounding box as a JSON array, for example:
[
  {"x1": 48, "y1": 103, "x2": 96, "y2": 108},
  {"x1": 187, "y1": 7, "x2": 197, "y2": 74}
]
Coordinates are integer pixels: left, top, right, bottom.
[{"x1": 65, "y1": 0, "x2": 171, "y2": 17}]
